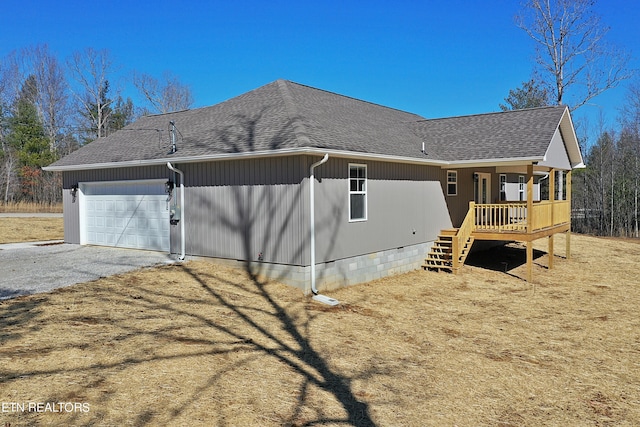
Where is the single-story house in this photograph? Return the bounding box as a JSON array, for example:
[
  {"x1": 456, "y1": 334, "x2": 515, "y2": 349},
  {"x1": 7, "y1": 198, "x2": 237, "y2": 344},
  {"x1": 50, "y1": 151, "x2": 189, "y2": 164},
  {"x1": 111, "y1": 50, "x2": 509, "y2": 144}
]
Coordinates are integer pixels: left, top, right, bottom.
[{"x1": 45, "y1": 80, "x2": 584, "y2": 293}]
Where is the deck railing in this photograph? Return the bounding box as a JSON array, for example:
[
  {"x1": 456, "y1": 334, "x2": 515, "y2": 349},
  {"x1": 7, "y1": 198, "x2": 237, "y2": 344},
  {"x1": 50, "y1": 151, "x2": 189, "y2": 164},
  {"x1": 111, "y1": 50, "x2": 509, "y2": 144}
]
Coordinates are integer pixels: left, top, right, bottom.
[
  {"x1": 453, "y1": 202, "x2": 476, "y2": 270},
  {"x1": 473, "y1": 200, "x2": 570, "y2": 233}
]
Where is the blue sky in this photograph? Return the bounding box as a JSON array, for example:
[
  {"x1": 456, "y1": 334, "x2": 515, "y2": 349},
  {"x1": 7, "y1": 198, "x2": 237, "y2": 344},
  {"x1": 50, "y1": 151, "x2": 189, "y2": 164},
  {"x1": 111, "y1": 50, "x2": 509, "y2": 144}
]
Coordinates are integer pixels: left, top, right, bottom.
[{"x1": 2, "y1": 0, "x2": 639, "y2": 135}]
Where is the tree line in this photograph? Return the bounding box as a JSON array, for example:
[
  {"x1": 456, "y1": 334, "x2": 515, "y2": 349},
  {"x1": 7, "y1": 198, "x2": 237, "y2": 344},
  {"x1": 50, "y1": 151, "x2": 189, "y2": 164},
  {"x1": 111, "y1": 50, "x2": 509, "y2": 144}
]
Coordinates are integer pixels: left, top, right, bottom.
[
  {"x1": 2, "y1": 1, "x2": 638, "y2": 238},
  {"x1": 502, "y1": 0, "x2": 637, "y2": 237},
  {"x1": 0, "y1": 45, "x2": 193, "y2": 205},
  {"x1": 572, "y1": 91, "x2": 640, "y2": 237}
]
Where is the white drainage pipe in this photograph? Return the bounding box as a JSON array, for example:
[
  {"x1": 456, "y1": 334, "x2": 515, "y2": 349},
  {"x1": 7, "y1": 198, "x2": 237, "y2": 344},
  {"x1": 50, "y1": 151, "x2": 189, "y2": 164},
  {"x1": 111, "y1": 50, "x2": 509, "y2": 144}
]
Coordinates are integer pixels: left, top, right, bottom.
[
  {"x1": 309, "y1": 154, "x2": 339, "y2": 306},
  {"x1": 167, "y1": 162, "x2": 186, "y2": 260}
]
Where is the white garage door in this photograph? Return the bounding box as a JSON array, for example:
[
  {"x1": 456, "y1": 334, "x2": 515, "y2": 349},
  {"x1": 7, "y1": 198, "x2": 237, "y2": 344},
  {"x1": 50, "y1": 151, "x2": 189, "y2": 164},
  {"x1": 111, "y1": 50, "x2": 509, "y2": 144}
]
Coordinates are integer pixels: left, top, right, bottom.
[{"x1": 80, "y1": 180, "x2": 170, "y2": 252}]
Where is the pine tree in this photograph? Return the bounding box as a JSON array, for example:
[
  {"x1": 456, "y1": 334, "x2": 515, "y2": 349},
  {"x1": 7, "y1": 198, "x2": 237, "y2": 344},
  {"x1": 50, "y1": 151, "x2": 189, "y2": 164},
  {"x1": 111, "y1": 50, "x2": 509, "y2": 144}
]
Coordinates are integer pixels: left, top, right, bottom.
[{"x1": 8, "y1": 97, "x2": 55, "y2": 168}]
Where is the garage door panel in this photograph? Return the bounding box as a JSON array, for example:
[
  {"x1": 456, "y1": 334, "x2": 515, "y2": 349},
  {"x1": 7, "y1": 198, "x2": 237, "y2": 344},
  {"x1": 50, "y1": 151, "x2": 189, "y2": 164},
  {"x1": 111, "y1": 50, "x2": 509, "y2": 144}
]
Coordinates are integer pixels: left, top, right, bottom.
[{"x1": 82, "y1": 182, "x2": 170, "y2": 252}]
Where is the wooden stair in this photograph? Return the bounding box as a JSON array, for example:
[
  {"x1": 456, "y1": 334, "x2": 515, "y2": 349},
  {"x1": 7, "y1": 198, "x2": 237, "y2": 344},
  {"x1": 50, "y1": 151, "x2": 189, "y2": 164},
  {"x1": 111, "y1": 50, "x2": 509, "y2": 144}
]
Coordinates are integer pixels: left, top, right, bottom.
[{"x1": 423, "y1": 228, "x2": 474, "y2": 273}]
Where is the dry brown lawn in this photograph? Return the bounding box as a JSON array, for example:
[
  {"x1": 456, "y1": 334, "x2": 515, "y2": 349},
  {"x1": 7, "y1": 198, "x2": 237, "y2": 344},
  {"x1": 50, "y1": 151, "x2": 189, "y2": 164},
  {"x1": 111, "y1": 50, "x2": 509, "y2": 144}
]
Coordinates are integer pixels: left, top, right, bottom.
[
  {"x1": 0, "y1": 202, "x2": 62, "y2": 214},
  {"x1": 0, "y1": 218, "x2": 64, "y2": 244},
  {"x1": 1, "y1": 233, "x2": 639, "y2": 426}
]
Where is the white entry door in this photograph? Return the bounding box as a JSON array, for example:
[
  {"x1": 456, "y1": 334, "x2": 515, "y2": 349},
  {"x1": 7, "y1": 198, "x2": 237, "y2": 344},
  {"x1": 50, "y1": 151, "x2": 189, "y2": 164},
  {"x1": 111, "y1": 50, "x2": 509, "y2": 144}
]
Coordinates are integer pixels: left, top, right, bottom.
[
  {"x1": 475, "y1": 173, "x2": 491, "y2": 204},
  {"x1": 80, "y1": 180, "x2": 170, "y2": 252}
]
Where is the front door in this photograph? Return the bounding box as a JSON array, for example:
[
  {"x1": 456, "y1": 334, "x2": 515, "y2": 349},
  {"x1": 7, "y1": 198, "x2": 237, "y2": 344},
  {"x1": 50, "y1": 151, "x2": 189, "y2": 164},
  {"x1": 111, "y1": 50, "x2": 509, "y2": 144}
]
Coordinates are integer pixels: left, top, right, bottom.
[{"x1": 475, "y1": 173, "x2": 491, "y2": 204}]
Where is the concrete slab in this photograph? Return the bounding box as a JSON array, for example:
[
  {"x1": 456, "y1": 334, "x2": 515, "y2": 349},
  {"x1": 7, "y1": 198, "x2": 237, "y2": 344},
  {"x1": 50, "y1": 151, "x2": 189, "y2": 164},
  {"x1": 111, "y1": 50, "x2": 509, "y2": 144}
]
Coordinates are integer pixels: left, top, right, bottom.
[{"x1": 0, "y1": 244, "x2": 179, "y2": 300}]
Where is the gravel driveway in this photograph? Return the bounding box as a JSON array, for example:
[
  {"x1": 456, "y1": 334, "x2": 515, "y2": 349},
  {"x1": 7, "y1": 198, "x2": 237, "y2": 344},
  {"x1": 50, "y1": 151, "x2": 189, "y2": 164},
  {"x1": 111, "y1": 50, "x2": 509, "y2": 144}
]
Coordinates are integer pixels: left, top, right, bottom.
[{"x1": 0, "y1": 243, "x2": 176, "y2": 300}]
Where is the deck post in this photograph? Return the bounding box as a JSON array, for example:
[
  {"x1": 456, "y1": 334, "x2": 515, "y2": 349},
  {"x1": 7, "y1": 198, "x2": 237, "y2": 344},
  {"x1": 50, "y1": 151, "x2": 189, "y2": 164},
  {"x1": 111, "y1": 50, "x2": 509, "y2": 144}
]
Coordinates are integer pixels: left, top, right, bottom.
[
  {"x1": 548, "y1": 235, "x2": 554, "y2": 269},
  {"x1": 525, "y1": 164, "x2": 534, "y2": 282},
  {"x1": 549, "y1": 168, "x2": 555, "y2": 222},
  {"x1": 452, "y1": 232, "x2": 459, "y2": 273},
  {"x1": 526, "y1": 164, "x2": 533, "y2": 233},
  {"x1": 526, "y1": 240, "x2": 533, "y2": 282},
  {"x1": 566, "y1": 170, "x2": 572, "y2": 259},
  {"x1": 469, "y1": 201, "x2": 475, "y2": 229}
]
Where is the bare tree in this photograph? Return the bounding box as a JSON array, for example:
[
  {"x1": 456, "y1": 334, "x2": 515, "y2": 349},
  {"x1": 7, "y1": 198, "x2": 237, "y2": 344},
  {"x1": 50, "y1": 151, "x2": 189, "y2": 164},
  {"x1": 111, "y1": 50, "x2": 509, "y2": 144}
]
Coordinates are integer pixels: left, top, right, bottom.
[
  {"x1": 28, "y1": 45, "x2": 70, "y2": 154},
  {"x1": 67, "y1": 48, "x2": 115, "y2": 138},
  {"x1": 620, "y1": 81, "x2": 640, "y2": 237},
  {"x1": 516, "y1": 0, "x2": 633, "y2": 109},
  {"x1": 0, "y1": 56, "x2": 19, "y2": 203},
  {"x1": 133, "y1": 71, "x2": 194, "y2": 114}
]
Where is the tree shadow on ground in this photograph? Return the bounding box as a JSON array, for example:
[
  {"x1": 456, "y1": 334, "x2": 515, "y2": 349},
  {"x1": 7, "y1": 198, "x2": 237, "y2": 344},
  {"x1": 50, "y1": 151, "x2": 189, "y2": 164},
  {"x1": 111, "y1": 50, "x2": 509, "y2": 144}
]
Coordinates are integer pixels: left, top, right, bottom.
[
  {"x1": 0, "y1": 295, "x2": 44, "y2": 346},
  {"x1": 175, "y1": 110, "x2": 377, "y2": 425},
  {"x1": 0, "y1": 108, "x2": 378, "y2": 426},
  {"x1": 178, "y1": 264, "x2": 377, "y2": 426}
]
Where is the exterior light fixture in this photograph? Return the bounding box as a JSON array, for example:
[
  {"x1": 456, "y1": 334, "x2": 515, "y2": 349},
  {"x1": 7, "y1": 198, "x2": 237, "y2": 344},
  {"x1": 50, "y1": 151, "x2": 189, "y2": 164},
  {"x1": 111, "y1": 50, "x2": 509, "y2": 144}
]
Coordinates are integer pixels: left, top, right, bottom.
[
  {"x1": 71, "y1": 184, "x2": 79, "y2": 202},
  {"x1": 165, "y1": 180, "x2": 175, "y2": 195}
]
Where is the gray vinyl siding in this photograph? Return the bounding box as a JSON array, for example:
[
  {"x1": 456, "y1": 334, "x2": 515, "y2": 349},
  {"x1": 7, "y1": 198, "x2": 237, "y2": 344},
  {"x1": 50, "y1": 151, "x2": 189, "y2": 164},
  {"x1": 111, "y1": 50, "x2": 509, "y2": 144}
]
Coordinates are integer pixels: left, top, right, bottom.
[
  {"x1": 177, "y1": 157, "x2": 309, "y2": 265},
  {"x1": 313, "y1": 158, "x2": 451, "y2": 263},
  {"x1": 182, "y1": 156, "x2": 452, "y2": 266},
  {"x1": 62, "y1": 189, "x2": 80, "y2": 243},
  {"x1": 60, "y1": 157, "x2": 456, "y2": 267}
]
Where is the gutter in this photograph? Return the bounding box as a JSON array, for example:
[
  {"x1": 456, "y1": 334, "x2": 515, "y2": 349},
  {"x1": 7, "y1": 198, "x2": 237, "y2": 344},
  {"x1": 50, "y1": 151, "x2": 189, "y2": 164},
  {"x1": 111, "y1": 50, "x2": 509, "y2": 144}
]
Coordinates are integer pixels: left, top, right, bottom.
[
  {"x1": 43, "y1": 148, "x2": 547, "y2": 172},
  {"x1": 43, "y1": 147, "x2": 451, "y2": 172}
]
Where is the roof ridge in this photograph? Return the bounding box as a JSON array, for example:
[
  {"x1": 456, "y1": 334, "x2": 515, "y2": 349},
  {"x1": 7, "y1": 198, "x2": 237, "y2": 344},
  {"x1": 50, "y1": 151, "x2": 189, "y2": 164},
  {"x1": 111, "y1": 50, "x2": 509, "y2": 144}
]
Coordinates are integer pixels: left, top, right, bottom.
[
  {"x1": 276, "y1": 79, "x2": 313, "y2": 147},
  {"x1": 283, "y1": 80, "x2": 425, "y2": 119},
  {"x1": 419, "y1": 105, "x2": 566, "y2": 123}
]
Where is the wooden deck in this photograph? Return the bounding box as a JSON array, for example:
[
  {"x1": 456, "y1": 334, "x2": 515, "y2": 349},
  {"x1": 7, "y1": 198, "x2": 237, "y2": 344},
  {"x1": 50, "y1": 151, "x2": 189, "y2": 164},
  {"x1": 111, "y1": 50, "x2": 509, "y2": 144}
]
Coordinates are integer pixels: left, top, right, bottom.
[
  {"x1": 472, "y1": 201, "x2": 571, "y2": 241},
  {"x1": 424, "y1": 200, "x2": 572, "y2": 281}
]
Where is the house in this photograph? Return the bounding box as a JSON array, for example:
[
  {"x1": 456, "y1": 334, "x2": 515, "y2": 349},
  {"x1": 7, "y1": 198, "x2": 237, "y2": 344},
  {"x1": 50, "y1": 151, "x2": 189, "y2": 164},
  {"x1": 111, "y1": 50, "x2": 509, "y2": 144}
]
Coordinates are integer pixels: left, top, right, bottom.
[{"x1": 44, "y1": 79, "x2": 584, "y2": 293}]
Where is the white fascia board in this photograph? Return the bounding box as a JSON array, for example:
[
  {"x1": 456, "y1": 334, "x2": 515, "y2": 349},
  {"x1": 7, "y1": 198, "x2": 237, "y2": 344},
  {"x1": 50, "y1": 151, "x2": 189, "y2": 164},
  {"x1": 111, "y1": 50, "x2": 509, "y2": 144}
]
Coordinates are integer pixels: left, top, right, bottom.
[
  {"x1": 438, "y1": 156, "x2": 544, "y2": 169},
  {"x1": 44, "y1": 148, "x2": 549, "y2": 172},
  {"x1": 43, "y1": 147, "x2": 450, "y2": 171},
  {"x1": 559, "y1": 108, "x2": 585, "y2": 167}
]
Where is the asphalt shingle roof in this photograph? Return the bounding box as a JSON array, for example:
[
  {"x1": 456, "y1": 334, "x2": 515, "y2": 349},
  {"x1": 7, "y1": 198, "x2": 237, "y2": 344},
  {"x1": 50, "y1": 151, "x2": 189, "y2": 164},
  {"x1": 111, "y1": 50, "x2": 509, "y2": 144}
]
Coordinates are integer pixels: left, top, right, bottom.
[
  {"x1": 48, "y1": 80, "x2": 569, "y2": 168},
  {"x1": 412, "y1": 106, "x2": 567, "y2": 162}
]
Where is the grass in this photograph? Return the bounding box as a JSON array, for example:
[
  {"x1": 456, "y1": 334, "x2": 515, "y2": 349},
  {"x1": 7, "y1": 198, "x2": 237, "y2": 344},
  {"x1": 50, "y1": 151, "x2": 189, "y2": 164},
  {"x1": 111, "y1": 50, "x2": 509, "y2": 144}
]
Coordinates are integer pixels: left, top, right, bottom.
[
  {"x1": 0, "y1": 218, "x2": 63, "y2": 244},
  {"x1": 0, "y1": 226, "x2": 639, "y2": 426},
  {"x1": 0, "y1": 202, "x2": 63, "y2": 213}
]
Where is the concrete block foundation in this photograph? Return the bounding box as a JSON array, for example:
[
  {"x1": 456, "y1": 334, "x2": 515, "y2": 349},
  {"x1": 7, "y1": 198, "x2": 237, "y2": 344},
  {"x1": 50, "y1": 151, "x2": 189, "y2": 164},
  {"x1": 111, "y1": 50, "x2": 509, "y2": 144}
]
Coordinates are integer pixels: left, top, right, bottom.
[{"x1": 247, "y1": 241, "x2": 434, "y2": 294}]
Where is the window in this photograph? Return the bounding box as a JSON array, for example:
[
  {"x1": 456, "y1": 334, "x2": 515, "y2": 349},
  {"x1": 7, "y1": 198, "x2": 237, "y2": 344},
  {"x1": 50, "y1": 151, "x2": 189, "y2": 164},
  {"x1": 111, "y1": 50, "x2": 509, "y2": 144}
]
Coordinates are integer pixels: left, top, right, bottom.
[
  {"x1": 349, "y1": 164, "x2": 367, "y2": 221},
  {"x1": 499, "y1": 174, "x2": 507, "y2": 201},
  {"x1": 518, "y1": 175, "x2": 525, "y2": 201},
  {"x1": 447, "y1": 171, "x2": 457, "y2": 196}
]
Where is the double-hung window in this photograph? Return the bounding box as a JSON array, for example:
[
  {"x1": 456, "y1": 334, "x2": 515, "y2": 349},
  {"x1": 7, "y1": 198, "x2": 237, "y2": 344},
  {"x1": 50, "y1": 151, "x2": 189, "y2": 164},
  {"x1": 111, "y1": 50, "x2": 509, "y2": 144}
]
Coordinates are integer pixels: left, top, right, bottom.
[
  {"x1": 499, "y1": 174, "x2": 507, "y2": 201},
  {"x1": 447, "y1": 171, "x2": 457, "y2": 196},
  {"x1": 349, "y1": 164, "x2": 367, "y2": 221},
  {"x1": 518, "y1": 175, "x2": 525, "y2": 201}
]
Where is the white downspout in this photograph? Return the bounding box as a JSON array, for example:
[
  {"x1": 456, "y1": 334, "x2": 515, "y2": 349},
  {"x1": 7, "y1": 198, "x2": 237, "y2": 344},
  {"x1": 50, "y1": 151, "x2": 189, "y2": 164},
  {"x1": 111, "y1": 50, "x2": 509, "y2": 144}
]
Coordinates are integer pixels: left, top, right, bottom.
[
  {"x1": 309, "y1": 154, "x2": 339, "y2": 305},
  {"x1": 167, "y1": 162, "x2": 186, "y2": 260}
]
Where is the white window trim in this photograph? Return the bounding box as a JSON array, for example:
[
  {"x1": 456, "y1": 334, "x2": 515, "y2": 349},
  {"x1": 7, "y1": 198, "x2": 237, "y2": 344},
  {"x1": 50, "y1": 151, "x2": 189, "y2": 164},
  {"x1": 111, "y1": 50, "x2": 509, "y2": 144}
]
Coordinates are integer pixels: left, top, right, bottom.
[
  {"x1": 349, "y1": 163, "x2": 367, "y2": 222},
  {"x1": 447, "y1": 170, "x2": 457, "y2": 196},
  {"x1": 518, "y1": 175, "x2": 525, "y2": 201},
  {"x1": 499, "y1": 174, "x2": 507, "y2": 201}
]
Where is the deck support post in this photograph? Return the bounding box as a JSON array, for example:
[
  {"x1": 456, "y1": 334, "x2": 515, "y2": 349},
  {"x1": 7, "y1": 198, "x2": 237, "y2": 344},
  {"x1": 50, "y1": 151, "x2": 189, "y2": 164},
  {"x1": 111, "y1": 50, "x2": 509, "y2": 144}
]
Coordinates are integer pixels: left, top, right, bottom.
[
  {"x1": 452, "y1": 233, "x2": 459, "y2": 273},
  {"x1": 526, "y1": 240, "x2": 533, "y2": 283},
  {"x1": 526, "y1": 164, "x2": 533, "y2": 233},
  {"x1": 566, "y1": 170, "x2": 572, "y2": 260},
  {"x1": 526, "y1": 164, "x2": 534, "y2": 282},
  {"x1": 548, "y1": 235, "x2": 554, "y2": 269},
  {"x1": 549, "y1": 168, "x2": 555, "y2": 220}
]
